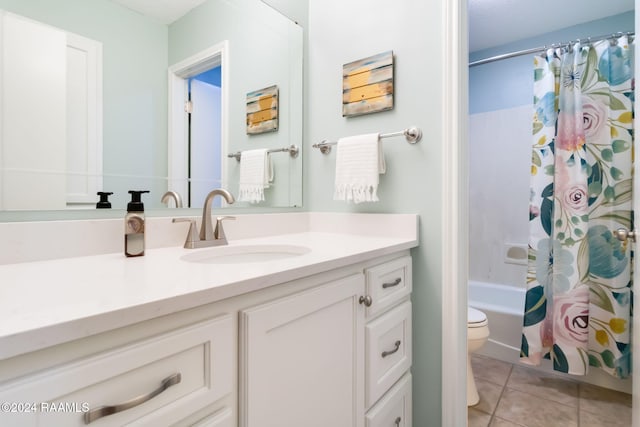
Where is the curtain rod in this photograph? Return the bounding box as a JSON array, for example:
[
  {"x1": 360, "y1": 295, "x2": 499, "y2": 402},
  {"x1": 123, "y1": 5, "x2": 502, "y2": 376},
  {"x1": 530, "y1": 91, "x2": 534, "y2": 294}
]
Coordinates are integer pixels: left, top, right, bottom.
[{"x1": 469, "y1": 31, "x2": 635, "y2": 67}]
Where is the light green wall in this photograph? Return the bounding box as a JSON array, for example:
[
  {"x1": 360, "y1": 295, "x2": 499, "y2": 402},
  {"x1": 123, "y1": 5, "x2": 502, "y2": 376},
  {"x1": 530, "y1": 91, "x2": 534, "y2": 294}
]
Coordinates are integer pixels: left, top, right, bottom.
[
  {"x1": 0, "y1": 0, "x2": 168, "y2": 209},
  {"x1": 306, "y1": 0, "x2": 444, "y2": 424}
]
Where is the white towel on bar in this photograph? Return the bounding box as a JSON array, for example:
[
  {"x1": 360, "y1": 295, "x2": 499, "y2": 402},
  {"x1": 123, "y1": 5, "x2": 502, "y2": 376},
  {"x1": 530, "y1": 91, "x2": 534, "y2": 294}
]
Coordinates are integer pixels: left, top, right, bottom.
[
  {"x1": 238, "y1": 149, "x2": 272, "y2": 203},
  {"x1": 333, "y1": 133, "x2": 386, "y2": 203}
]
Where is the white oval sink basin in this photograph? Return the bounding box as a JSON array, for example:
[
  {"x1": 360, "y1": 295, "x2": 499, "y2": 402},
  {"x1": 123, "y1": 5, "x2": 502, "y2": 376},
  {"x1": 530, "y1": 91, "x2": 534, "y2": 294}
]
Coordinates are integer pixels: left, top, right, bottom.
[{"x1": 180, "y1": 244, "x2": 311, "y2": 264}]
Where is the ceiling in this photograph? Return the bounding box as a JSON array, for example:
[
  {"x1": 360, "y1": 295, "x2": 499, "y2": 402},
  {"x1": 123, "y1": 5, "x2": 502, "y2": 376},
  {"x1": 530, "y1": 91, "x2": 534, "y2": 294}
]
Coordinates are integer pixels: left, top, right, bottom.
[
  {"x1": 111, "y1": 0, "x2": 635, "y2": 50},
  {"x1": 469, "y1": 0, "x2": 635, "y2": 52},
  {"x1": 110, "y1": 0, "x2": 207, "y2": 24}
]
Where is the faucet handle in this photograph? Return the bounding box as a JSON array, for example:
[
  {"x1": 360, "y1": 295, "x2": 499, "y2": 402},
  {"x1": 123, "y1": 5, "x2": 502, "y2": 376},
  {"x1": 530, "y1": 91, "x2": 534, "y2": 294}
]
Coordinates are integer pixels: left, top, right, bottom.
[
  {"x1": 172, "y1": 218, "x2": 199, "y2": 249},
  {"x1": 214, "y1": 216, "x2": 236, "y2": 241}
]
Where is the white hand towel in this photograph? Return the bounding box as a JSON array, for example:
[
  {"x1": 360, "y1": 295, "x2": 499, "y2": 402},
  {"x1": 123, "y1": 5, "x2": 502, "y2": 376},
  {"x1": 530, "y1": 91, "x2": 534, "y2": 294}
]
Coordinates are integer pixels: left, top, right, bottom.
[
  {"x1": 333, "y1": 133, "x2": 385, "y2": 203},
  {"x1": 238, "y1": 149, "x2": 271, "y2": 203}
]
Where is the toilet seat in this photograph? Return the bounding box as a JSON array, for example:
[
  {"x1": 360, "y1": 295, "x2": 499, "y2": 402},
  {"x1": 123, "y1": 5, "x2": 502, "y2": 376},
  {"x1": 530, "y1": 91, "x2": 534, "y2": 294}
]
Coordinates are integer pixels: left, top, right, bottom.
[{"x1": 468, "y1": 306, "x2": 488, "y2": 328}]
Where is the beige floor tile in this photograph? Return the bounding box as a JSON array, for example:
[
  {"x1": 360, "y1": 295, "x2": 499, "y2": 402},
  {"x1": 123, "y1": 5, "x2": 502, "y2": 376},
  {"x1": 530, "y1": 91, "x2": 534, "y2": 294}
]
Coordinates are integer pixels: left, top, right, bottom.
[
  {"x1": 472, "y1": 378, "x2": 505, "y2": 415},
  {"x1": 494, "y1": 388, "x2": 578, "y2": 427},
  {"x1": 489, "y1": 417, "x2": 526, "y2": 427},
  {"x1": 506, "y1": 365, "x2": 578, "y2": 407},
  {"x1": 468, "y1": 407, "x2": 492, "y2": 427},
  {"x1": 579, "y1": 383, "x2": 632, "y2": 425},
  {"x1": 579, "y1": 409, "x2": 632, "y2": 427},
  {"x1": 471, "y1": 356, "x2": 633, "y2": 427},
  {"x1": 471, "y1": 354, "x2": 513, "y2": 387}
]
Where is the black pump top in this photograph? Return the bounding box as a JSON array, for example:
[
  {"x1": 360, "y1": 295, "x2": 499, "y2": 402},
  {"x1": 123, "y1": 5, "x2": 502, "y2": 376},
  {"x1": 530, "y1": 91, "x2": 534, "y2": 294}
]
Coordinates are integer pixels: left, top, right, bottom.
[
  {"x1": 127, "y1": 190, "x2": 150, "y2": 212},
  {"x1": 96, "y1": 192, "x2": 113, "y2": 209}
]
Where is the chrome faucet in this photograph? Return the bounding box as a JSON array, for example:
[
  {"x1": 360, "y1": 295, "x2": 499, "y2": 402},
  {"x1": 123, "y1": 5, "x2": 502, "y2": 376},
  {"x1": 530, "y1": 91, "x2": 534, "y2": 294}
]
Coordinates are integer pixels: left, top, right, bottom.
[
  {"x1": 161, "y1": 190, "x2": 183, "y2": 208},
  {"x1": 172, "y1": 188, "x2": 236, "y2": 249},
  {"x1": 200, "y1": 189, "x2": 235, "y2": 241}
]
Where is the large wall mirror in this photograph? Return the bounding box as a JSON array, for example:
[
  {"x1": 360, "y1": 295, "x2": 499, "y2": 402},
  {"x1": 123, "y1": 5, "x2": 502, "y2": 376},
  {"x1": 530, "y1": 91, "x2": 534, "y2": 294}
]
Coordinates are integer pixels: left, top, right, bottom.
[{"x1": 0, "y1": 0, "x2": 303, "y2": 219}]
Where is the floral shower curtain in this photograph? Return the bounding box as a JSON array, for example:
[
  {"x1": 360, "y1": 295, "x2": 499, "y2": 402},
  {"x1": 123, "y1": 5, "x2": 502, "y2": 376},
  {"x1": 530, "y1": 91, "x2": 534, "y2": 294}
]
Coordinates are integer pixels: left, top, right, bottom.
[{"x1": 521, "y1": 35, "x2": 634, "y2": 378}]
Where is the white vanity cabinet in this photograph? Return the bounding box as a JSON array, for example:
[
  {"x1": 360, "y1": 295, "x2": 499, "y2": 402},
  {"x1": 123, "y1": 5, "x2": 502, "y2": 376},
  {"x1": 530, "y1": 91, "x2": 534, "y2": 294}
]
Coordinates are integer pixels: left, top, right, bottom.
[
  {"x1": 239, "y1": 254, "x2": 413, "y2": 427},
  {"x1": 0, "y1": 250, "x2": 413, "y2": 427}
]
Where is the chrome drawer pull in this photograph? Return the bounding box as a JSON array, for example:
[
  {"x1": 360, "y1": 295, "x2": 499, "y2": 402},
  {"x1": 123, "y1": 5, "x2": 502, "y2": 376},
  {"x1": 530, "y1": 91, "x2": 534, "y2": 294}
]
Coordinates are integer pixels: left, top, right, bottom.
[
  {"x1": 382, "y1": 278, "x2": 402, "y2": 289},
  {"x1": 395, "y1": 416, "x2": 402, "y2": 426},
  {"x1": 83, "y1": 372, "x2": 181, "y2": 424},
  {"x1": 381, "y1": 340, "x2": 401, "y2": 358}
]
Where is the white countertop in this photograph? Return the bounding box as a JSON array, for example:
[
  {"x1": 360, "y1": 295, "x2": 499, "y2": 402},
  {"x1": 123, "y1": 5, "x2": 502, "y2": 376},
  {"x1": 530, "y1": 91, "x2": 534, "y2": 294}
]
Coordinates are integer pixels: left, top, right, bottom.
[{"x1": 0, "y1": 214, "x2": 418, "y2": 360}]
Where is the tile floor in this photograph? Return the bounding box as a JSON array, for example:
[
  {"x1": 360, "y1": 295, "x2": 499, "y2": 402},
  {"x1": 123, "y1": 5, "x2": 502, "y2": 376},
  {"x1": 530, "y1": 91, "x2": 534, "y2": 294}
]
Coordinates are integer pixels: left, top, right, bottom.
[{"x1": 468, "y1": 354, "x2": 632, "y2": 427}]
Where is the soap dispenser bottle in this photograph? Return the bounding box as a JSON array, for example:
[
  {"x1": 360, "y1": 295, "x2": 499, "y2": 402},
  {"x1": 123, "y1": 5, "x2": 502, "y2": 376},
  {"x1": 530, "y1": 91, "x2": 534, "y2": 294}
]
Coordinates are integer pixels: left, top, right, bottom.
[
  {"x1": 96, "y1": 191, "x2": 113, "y2": 209},
  {"x1": 125, "y1": 190, "x2": 150, "y2": 257}
]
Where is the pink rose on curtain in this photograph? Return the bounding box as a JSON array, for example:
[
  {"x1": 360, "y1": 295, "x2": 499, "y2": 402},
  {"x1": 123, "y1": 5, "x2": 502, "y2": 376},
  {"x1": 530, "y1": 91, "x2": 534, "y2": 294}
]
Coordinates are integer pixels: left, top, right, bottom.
[
  {"x1": 556, "y1": 111, "x2": 586, "y2": 152},
  {"x1": 562, "y1": 185, "x2": 588, "y2": 212},
  {"x1": 582, "y1": 96, "x2": 608, "y2": 141},
  {"x1": 554, "y1": 158, "x2": 588, "y2": 214},
  {"x1": 553, "y1": 286, "x2": 589, "y2": 348}
]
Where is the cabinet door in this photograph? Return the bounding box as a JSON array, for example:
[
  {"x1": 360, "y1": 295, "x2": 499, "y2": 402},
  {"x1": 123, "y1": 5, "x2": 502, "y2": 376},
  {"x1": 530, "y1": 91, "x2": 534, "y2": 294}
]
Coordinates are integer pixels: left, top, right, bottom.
[{"x1": 240, "y1": 273, "x2": 365, "y2": 427}]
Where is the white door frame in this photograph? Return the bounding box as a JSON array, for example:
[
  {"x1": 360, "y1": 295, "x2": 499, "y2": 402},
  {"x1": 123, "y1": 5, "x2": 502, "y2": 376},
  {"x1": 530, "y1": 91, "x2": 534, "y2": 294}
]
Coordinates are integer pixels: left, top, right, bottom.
[
  {"x1": 633, "y1": 4, "x2": 639, "y2": 426},
  {"x1": 167, "y1": 40, "x2": 229, "y2": 204},
  {"x1": 442, "y1": 0, "x2": 469, "y2": 425}
]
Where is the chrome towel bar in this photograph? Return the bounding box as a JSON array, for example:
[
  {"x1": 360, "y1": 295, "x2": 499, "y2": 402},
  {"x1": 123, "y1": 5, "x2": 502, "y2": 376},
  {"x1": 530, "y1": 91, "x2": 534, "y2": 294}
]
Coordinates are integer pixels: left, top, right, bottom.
[
  {"x1": 228, "y1": 144, "x2": 299, "y2": 161},
  {"x1": 312, "y1": 126, "x2": 422, "y2": 154}
]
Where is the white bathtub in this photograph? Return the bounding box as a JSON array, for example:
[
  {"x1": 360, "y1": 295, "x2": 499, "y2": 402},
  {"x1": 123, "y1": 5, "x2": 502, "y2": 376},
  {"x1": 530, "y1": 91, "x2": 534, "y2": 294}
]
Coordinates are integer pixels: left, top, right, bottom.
[{"x1": 468, "y1": 280, "x2": 525, "y2": 363}]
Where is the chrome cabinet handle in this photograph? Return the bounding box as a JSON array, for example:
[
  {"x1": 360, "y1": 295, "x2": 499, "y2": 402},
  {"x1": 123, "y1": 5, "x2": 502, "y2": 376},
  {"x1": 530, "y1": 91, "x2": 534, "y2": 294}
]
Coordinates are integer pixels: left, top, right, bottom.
[
  {"x1": 382, "y1": 278, "x2": 402, "y2": 289},
  {"x1": 395, "y1": 416, "x2": 402, "y2": 426},
  {"x1": 83, "y1": 373, "x2": 181, "y2": 424},
  {"x1": 359, "y1": 295, "x2": 373, "y2": 307},
  {"x1": 382, "y1": 340, "x2": 401, "y2": 358}
]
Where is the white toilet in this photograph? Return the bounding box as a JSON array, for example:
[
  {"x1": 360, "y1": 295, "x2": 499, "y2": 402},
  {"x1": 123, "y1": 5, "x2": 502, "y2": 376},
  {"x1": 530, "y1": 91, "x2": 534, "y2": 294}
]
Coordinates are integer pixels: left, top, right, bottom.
[{"x1": 467, "y1": 306, "x2": 490, "y2": 406}]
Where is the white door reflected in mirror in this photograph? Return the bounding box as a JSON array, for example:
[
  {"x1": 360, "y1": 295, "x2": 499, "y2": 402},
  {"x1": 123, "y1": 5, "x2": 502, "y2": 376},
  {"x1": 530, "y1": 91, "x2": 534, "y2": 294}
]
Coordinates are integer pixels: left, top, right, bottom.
[
  {"x1": 189, "y1": 74, "x2": 222, "y2": 209},
  {"x1": 0, "y1": 12, "x2": 102, "y2": 211}
]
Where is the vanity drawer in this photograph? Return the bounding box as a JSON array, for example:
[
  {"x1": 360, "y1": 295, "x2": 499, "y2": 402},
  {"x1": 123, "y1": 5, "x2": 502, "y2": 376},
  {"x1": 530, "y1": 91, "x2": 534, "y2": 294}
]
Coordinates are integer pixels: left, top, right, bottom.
[
  {"x1": 190, "y1": 407, "x2": 233, "y2": 427},
  {"x1": 0, "y1": 315, "x2": 233, "y2": 427},
  {"x1": 365, "y1": 301, "x2": 412, "y2": 409},
  {"x1": 365, "y1": 256, "x2": 412, "y2": 319},
  {"x1": 366, "y1": 373, "x2": 412, "y2": 427}
]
